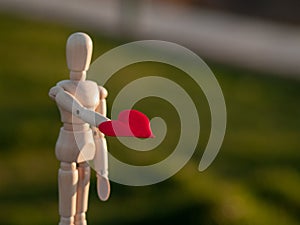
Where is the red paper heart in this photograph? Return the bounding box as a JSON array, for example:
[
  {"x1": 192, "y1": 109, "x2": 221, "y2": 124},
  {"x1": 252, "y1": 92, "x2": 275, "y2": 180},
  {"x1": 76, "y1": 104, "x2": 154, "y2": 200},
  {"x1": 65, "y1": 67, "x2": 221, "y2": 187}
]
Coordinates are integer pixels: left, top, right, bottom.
[{"x1": 98, "y1": 110, "x2": 154, "y2": 138}]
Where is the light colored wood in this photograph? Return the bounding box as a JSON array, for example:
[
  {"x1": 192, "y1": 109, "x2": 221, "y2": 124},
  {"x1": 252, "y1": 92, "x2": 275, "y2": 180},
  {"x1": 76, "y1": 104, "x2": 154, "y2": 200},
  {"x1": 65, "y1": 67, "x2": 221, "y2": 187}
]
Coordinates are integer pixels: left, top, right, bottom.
[
  {"x1": 49, "y1": 83, "x2": 109, "y2": 127},
  {"x1": 55, "y1": 127, "x2": 95, "y2": 163},
  {"x1": 93, "y1": 129, "x2": 108, "y2": 177},
  {"x1": 58, "y1": 162, "x2": 78, "y2": 225},
  {"x1": 93, "y1": 86, "x2": 111, "y2": 201},
  {"x1": 93, "y1": 127, "x2": 110, "y2": 201},
  {"x1": 75, "y1": 162, "x2": 90, "y2": 225},
  {"x1": 49, "y1": 32, "x2": 111, "y2": 225},
  {"x1": 97, "y1": 174, "x2": 111, "y2": 202},
  {"x1": 66, "y1": 32, "x2": 92, "y2": 81}
]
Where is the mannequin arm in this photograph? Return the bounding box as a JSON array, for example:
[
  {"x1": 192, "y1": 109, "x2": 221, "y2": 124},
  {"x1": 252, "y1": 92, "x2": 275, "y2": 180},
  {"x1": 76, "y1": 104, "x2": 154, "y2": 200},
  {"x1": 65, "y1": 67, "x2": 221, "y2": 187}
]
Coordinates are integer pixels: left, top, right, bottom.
[
  {"x1": 49, "y1": 86, "x2": 109, "y2": 126},
  {"x1": 93, "y1": 86, "x2": 110, "y2": 201}
]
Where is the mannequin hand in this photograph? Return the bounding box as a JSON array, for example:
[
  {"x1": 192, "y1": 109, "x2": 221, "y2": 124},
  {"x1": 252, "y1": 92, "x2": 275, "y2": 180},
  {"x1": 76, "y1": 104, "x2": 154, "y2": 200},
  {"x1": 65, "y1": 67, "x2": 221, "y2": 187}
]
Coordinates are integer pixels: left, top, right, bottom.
[{"x1": 96, "y1": 174, "x2": 110, "y2": 201}]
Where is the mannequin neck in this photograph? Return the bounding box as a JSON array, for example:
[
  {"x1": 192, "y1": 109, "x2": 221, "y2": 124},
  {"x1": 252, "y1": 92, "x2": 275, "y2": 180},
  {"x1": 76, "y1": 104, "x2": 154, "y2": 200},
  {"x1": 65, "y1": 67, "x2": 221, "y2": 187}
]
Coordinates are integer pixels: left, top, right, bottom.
[{"x1": 70, "y1": 71, "x2": 87, "y2": 81}]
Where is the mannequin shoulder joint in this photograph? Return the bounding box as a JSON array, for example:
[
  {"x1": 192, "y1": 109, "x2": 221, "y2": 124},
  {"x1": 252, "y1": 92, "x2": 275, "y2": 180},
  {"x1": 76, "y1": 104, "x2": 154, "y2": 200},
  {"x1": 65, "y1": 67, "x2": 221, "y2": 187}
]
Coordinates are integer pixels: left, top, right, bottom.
[{"x1": 99, "y1": 86, "x2": 108, "y2": 100}]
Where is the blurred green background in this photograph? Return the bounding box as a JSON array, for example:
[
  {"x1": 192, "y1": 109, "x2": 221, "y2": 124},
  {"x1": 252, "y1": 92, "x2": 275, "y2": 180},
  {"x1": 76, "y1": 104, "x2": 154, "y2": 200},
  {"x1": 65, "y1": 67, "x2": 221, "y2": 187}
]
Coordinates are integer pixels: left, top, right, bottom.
[{"x1": 0, "y1": 7, "x2": 300, "y2": 225}]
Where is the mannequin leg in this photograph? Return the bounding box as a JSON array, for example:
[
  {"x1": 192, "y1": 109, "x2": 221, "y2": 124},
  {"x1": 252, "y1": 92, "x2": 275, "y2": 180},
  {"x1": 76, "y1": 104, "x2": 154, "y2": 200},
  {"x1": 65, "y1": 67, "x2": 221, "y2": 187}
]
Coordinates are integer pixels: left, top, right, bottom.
[
  {"x1": 58, "y1": 162, "x2": 78, "y2": 225},
  {"x1": 74, "y1": 162, "x2": 90, "y2": 225}
]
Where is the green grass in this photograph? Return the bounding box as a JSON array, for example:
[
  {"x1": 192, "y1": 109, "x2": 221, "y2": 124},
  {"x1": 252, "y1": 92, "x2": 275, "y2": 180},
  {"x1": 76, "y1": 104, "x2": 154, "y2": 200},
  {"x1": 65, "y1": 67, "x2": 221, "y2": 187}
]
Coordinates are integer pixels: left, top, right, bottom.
[{"x1": 0, "y1": 12, "x2": 299, "y2": 225}]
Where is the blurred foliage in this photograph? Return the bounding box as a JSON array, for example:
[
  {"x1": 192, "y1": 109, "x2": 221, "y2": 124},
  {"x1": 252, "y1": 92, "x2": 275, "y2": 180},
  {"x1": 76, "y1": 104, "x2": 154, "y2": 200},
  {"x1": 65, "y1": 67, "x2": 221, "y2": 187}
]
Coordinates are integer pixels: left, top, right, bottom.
[{"x1": 0, "y1": 12, "x2": 299, "y2": 225}]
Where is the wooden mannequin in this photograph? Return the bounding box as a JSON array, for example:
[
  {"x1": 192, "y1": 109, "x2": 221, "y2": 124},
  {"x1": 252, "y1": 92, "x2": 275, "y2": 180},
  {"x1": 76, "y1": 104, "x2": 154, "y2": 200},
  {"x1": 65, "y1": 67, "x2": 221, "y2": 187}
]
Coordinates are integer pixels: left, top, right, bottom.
[
  {"x1": 49, "y1": 32, "x2": 154, "y2": 225},
  {"x1": 49, "y1": 32, "x2": 110, "y2": 225}
]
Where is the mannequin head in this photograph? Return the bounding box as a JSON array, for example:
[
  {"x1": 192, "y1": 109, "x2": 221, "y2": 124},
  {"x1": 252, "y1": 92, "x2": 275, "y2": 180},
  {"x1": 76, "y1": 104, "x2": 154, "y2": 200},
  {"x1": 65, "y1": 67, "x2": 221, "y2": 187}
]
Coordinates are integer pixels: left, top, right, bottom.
[{"x1": 66, "y1": 32, "x2": 93, "y2": 81}]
